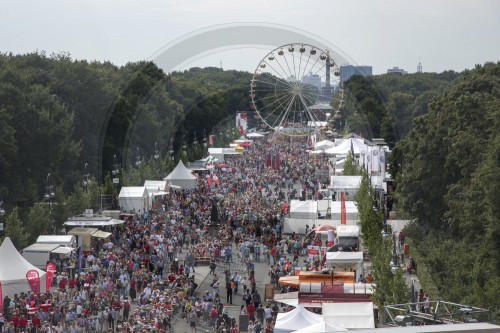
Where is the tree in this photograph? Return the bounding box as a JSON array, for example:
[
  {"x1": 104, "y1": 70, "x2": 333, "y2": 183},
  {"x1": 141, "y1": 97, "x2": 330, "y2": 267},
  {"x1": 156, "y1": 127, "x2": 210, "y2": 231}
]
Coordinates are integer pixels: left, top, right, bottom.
[
  {"x1": 4, "y1": 207, "x2": 29, "y2": 249},
  {"x1": 26, "y1": 202, "x2": 51, "y2": 244},
  {"x1": 342, "y1": 151, "x2": 359, "y2": 176}
]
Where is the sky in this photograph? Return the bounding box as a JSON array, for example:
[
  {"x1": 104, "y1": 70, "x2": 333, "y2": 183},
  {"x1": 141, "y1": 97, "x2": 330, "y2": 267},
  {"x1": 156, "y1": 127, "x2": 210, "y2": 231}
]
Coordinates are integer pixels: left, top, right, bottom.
[{"x1": 1, "y1": 0, "x2": 500, "y2": 75}]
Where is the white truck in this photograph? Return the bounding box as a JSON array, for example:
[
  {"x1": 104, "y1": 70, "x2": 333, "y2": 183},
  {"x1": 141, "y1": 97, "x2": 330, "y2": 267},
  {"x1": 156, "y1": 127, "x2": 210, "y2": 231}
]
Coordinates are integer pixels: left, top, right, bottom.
[{"x1": 335, "y1": 225, "x2": 361, "y2": 251}]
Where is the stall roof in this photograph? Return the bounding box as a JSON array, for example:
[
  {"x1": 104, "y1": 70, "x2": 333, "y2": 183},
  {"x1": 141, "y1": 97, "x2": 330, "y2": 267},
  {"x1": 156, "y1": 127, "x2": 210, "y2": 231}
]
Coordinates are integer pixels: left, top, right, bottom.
[
  {"x1": 91, "y1": 230, "x2": 112, "y2": 239},
  {"x1": 290, "y1": 200, "x2": 318, "y2": 214},
  {"x1": 23, "y1": 243, "x2": 61, "y2": 252},
  {"x1": 51, "y1": 246, "x2": 75, "y2": 255},
  {"x1": 68, "y1": 227, "x2": 99, "y2": 236},
  {"x1": 64, "y1": 217, "x2": 124, "y2": 227},
  {"x1": 326, "y1": 251, "x2": 364, "y2": 262},
  {"x1": 330, "y1": 176, "x2": 362, "y2": 190},
  {"x1": 36, "y1": 235, "x2": 76, "y2": 245},
  {"x1": 323, "y1": 302, "x2": 375, "y2": 329}
]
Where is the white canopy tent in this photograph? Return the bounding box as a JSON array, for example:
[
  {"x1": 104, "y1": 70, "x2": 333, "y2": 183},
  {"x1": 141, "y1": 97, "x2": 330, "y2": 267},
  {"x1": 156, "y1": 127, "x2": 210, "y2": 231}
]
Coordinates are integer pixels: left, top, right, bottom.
[
  {"x1": 274, "y1": 305, "x2": 324, "y2": 333},
  {"x1": 118, "y1": 186, "x2": 149, "y2": 213},
  {"x1": 164, "y1": 160, "x2": 197, "y2": 189},
  {"x1": 315, "y1": 139, "x2": 335, "y2": 150},
  {"x1": 292, "y1": 321, "x2": 347, "y2": 333},
  {"x1": 325, "y1": 138, "x2": 371, "y2": 155},
  {"x1": 322, "y1": 302, "x2": 375, "y2": 329},
  {"x1": 284, "y1": 218, "x2": 359, "y2": 234},
  {"x1": 326, "y1": 251, "x2": 364, "y2": 275},
  {"x1": 0, "y1": 237, "x2": 47, "y2": 296},
  {"x1": 289, "y1": 200, "x2": 318, "y2": 219}
]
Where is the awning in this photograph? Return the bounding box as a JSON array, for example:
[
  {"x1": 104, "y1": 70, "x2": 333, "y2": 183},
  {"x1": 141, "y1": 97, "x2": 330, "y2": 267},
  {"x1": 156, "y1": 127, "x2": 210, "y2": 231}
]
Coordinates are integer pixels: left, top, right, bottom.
[
  {"x1": 152, "y1": 191, "x2": 168, "y2": 196},
  {"x1": 51, "y1": 246, "x2": 75, "y2": 255},
  {"x1": 91, "y1": 230, "x2": 112, "y2": 239}
]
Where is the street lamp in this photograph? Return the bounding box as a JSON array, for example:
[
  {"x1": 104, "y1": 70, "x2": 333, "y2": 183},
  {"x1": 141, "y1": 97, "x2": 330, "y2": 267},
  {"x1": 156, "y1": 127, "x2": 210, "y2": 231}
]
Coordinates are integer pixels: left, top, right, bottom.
[
  {"x1": 82, "y1": 162, "x2": 91, "y2": 193},
  {"x1": 135, "y1": 147, "x2": 141, "y2": 167},
  {"x1": 111, "y1": 154, "x2": 120, "y2": 177},
  {"x1": 182, "y1": 135, "x2": 187, "y2": 156},
  {"x1": 169, "y1": 139, "x2": 175, "y2": 161},
  {"x1": 153, "y1": 142, "x2": 160, "y2": 160},
  {"x1": 44, "y1": 173, "x2": 56, "y2": 215},
  {"x1": 203, "y1": 129, "x2": 208, "y2": 158}
]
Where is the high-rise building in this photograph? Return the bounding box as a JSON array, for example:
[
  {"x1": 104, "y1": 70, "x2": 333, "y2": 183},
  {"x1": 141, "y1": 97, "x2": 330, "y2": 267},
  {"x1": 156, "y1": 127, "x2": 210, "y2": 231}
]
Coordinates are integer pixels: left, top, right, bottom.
[
  {"x1": 387, "y1": 66, "x2": 407, "y2": 75},
  {"x1": 339, "y1": 65, "x2": 373, "y2": 82}
]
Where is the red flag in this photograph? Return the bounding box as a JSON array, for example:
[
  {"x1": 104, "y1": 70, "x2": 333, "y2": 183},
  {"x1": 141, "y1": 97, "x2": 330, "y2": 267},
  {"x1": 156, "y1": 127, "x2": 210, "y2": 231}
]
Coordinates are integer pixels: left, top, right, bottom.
[
  {"x1": 341, "y1": 192, "x2": 346, "y2": 225},
  {"x1": 46, "y1": 263, "x2": 56, "y2": 292},
  {"x1": 209, "y1": 135, "x2": 214, "y2": 145},
  {"x1": 0, "y1": 281, "x2": 3, "y2": 313},
  {"x1": 26, "y1": 270, "x2": 41, "y2": 294}
]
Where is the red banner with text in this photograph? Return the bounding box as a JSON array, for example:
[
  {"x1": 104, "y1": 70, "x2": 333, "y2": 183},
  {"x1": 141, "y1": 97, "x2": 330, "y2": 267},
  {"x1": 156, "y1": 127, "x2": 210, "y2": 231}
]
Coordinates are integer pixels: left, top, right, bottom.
[
  {"x1": 46, "y1": 263, "x2": 56, "y2": 292},
  {"x1": 26, "y1": 270, "x2": 40, "y2": 294}
]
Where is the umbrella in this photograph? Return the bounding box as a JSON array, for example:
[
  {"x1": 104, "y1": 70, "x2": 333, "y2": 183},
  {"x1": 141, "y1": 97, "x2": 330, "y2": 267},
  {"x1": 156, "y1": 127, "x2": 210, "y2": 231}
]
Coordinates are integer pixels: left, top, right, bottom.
[{"x1": 313, "y1": 225, "x2": 336, "y2": 233}]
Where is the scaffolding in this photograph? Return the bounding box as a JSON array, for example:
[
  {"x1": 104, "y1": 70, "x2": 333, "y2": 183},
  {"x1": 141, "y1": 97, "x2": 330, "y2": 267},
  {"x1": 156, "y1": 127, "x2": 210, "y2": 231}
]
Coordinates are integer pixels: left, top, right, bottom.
[{"x1": 384, "y1": 300, "x2": 491, "y2": 327}]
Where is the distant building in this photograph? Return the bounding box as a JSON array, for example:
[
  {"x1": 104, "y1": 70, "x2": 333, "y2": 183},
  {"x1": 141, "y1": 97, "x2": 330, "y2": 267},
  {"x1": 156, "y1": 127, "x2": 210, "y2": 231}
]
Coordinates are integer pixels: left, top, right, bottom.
[
  {"x1": 340, "y1": 65, "x2": 373, "y2": 82},
  {"x1": 387, "y1": 66, "x2": 407, "y2": 75},
  {"x1": 302, "y1": 73, "x2": 322, "y2": 91}
]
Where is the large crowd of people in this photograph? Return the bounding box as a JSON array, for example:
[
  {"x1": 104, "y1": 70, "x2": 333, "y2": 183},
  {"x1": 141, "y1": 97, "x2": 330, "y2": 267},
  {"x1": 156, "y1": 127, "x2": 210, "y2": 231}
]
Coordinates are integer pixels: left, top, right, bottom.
[{"x1": 1, "y1": 137, "x2": 331, "y2": 333}]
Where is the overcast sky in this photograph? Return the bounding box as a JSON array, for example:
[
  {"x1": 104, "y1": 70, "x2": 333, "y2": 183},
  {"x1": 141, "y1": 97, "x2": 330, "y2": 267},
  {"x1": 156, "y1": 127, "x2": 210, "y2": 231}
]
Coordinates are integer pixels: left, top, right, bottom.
[{"x1": 1, "y1": 0, "x2": 499, "y2": 75}]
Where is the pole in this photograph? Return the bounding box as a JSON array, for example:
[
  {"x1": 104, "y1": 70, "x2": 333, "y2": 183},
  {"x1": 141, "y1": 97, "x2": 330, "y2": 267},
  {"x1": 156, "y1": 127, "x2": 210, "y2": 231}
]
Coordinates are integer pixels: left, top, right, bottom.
[{"x1": 392, "y1": 232, "x2": 398, "y2": 267}]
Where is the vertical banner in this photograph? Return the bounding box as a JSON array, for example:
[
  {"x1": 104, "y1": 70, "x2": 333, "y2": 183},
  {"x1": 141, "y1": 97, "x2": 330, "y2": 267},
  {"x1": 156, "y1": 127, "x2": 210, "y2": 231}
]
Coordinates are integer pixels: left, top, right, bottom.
[
  {"x1": 266, "y1": 153, "x2": 271, "y2": 168},
  {"x1": 26, "y1": 270, "x2": 41, "y2": 294},
  {"x1": 341, "y1": 192, "x2": 346, "y2": 225},
  {"x1": 275, "y1": 152, "x2": 280, "y2": 171},
  {"x1": 0, "y1": 281, "x2": 3, "y2": 313},
  {"x1": 209, "y1": 134, "x2": 214, "y2": 145},
  {"x1": 46, "y1": 263, "x2": 56, "y2": 292}
]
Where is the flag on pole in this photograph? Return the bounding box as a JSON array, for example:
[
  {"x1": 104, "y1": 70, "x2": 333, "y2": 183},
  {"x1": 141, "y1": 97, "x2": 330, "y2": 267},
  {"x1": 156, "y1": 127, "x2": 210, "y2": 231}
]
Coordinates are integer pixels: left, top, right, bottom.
[
  {"x1": 46, "y1": 263, "x2": 56, "y2": 292},
  {"x1": 209, "y1": 135, "x2": 214, "y2": 145}
]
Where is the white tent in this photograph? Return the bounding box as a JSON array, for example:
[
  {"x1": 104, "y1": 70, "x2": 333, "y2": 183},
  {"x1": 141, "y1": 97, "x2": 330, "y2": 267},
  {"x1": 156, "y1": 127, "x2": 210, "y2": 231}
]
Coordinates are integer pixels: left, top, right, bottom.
[
  {"x1": 325, "y1": 138, "x2": 370, "y2": 155},
  {"x1": 0, "y1": 237, "x2": 47, "y2": 296},
  {"x1": 118, "y1": 186, "x2": 148, "y2": 213},
  {"x1": 315, "y1": 139, "x2": 335, "y2": 150},
  {"x1": 322, "y1": 302, "x2": 375, "y2": 329},
  {"x1": 164, "y1": 160, "x2": 197, "y2": 189},
  {"x1": 292, "y1": 321, "x2": 347, "y2": 333},
  {"x1": 274, "y1": 305, "x2": 324, "y2": 333},
  {"x1": 289, "y1": 200, "x2": 318, "y2": 219},
  {"x1": 144, "y1": 180, "x2": 167, "y2": 194},
  {"x1": 326, "y1": 252, "x2": 364, "y2": 275},
  {"x1": 208, "y1": 148, "x2": 224, "y2": 162}
]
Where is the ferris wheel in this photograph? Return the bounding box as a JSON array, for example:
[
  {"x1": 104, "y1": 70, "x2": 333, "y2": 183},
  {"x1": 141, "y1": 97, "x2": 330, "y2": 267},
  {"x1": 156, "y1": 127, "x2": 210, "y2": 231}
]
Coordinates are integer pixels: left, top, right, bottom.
[{"x1": 250, "y1": 43, "x2": 343, "y2": 136}]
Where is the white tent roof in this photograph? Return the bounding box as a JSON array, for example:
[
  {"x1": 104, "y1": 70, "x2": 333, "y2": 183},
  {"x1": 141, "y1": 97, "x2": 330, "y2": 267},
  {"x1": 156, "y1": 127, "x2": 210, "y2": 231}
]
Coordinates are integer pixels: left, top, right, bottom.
[
  {"x1": 325, "y1": 138, "x2": 370, "y2": 155},
  {"x1": 0, "y1": 237, "x2": 47, "y2": 296},
  {"x1": 246, "y1": 132, "x2": 265, "y2": 138},
  {"x1": 51, "y1": 246, "x2": 75, "y2": 255},
  {"x1": 144, "y1": 180, "x2": 167, "y2": 192},
  {"x1": 292, "y1": 321, "x2": 347, "y2": 333},
  {"x1": 315, "y1": 140, "x2": 335, "y2": 150},
  {"x1": 328, "y1": 201, "x2": 358, "y2": 213},
  {"x1": 164, "y1": 160, "x2": 197, "y2": 180},
  {"x1": 345, "y1": 323, "x2": 500, "y2": 333},
  {"x1": 118, "y1": 186, "x2": 148, "y2": 198},
  {"x1": 275, "y1": 306, "x2": 324, "y2": 333},
  {"x1": 36, "y1": 235, "x2": 76, "y2": 246},
  {"x1": 290, "y1": 200, "x2": 318, "y2": 214},
  {"x1": 322, "y1": 302, "x2": 375, "y2": 329},
  {"x1": 23, "y1": 243, "x2": 60, "y2": 252},
  {"x1": 330, "y1": 176, "x2": 362, "y2": 190},
  {"x1": 326, "y1": 251, "x2": 363, "y2": 262}
]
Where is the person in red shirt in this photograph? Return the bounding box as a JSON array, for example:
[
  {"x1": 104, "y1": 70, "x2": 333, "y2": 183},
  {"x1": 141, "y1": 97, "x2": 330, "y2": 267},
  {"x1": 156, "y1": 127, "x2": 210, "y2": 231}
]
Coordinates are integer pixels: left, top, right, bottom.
[
  {"x1": 68, "y1": 278, "x2": 76, "y2": 296},
  {"x1": 59, "y1": 276, "x2": 67, "y2": 291},
  {"x1": 19, "y1": 315, "x2": 28, "y2": 330},
  {"x1": 31, "y1": 314, "x2": 41, "y2": 328},
  {"x1": 11, "y1": 313, "x2": 20, "y2": 328},
  {"x1": 247, "y1": 302, "x2": 256, "y2": 322}
]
